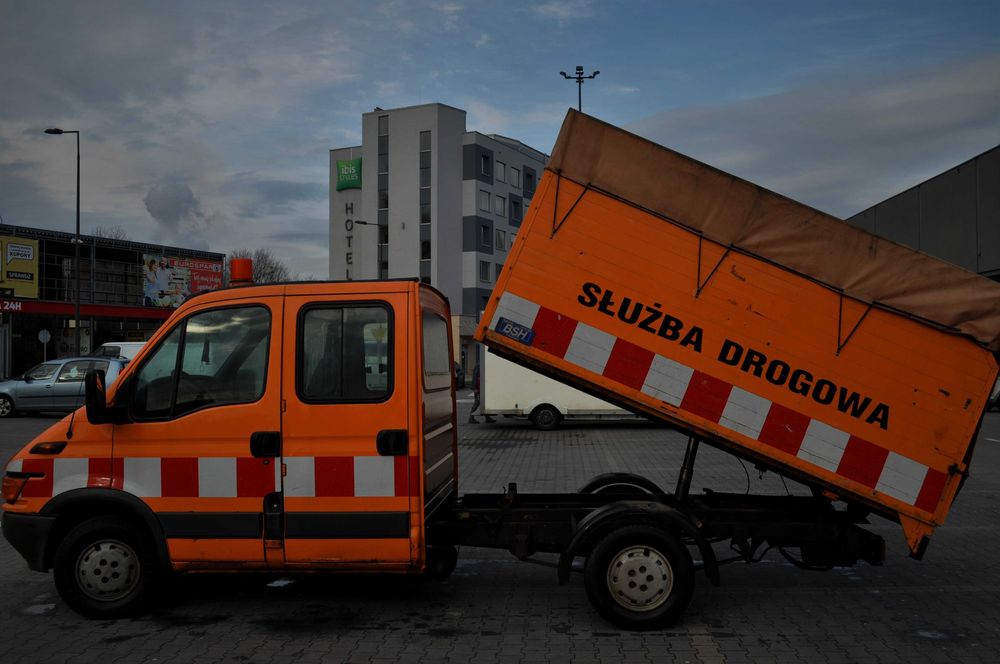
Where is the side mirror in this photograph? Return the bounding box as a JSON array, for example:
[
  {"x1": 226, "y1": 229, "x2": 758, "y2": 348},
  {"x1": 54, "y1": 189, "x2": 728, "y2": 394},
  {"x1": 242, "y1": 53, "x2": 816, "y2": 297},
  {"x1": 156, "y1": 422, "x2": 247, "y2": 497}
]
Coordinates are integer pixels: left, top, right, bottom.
[
  {"x1": 85, "y1": 369, "x2": 107, "y2": 424},
  {"x1": 22, "y1": 375, "x2": 32, "y2": 383}
]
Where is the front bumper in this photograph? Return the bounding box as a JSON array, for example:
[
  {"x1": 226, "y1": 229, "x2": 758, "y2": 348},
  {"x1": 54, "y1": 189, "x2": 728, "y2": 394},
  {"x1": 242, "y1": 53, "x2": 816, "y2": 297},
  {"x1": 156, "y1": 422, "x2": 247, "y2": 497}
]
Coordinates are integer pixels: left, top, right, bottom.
[{"x1": 2, "y1": 511, "x2": 56, "y2": 572}]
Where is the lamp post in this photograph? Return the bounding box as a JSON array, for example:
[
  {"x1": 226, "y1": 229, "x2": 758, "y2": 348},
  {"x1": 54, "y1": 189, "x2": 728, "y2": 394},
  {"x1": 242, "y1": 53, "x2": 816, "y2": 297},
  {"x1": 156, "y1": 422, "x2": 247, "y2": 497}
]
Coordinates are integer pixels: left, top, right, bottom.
[
  {"x1": 44, "y1": 127, "x2": 82, "y2": 355},
  {"x1": 560, "y1": 65, "x2": 600, "y2": 112}
]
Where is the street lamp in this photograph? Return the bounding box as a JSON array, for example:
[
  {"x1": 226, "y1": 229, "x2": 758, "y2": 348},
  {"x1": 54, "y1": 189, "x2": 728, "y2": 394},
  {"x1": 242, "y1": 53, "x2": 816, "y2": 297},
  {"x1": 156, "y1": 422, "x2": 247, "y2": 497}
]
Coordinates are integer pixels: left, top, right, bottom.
[
  {"x1": 44, "y1": 127, "x2": 82, "y2": 355},
  {"x1": 560, "y1": 65, "x2": 600, "y2": 112}
]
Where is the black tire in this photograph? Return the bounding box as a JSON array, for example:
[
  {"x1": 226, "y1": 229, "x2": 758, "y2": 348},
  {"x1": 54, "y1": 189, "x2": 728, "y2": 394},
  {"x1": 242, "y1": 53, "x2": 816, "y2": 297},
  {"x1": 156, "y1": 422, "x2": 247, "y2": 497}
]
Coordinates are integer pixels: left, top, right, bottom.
[
  {"x1": 53, "y1": 516, "x2": 159, "y2": 619},
  {"x1": 0, "y1": 395, "x2": 16, "y2": 418},
  {"x1": 584, "y1": 525, "x2": 694, "y2": 630},
  {"x1": 530, "y1": 404, "x2": 562, "y2": 431},
  {"x1": 424, "y1": 545, "x2": 459, "y2": 581}
]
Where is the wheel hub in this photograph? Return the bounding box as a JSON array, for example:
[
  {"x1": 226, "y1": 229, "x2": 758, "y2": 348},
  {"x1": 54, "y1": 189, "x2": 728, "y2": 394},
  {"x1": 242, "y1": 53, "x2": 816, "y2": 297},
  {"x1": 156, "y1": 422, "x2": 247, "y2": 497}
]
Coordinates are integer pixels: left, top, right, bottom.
[
  {"x1": 0, "y1": 399, "x2": 11, "y2": 417},
  {"x1": 607, "y1": 545, "x2": 673, "y2": 612},
  {"x1": 75, "y1": 539, "x2": 140, "y2": 601}
]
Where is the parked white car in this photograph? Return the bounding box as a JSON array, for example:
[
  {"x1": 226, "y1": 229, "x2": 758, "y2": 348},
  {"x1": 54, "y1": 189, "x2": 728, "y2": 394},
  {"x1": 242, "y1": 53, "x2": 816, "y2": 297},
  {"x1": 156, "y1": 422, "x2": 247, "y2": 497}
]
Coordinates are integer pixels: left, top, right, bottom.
[{"x1": 92, "y1": 341, "x2": 146, "y2": 360}]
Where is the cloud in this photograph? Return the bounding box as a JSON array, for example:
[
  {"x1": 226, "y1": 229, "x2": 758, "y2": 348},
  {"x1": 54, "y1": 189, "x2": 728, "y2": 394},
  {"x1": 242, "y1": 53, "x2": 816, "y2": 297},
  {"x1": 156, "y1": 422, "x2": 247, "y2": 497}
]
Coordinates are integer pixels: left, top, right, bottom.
[
  {"x1": 143, "y1": 182, "x2": 204, "y2": 229},
  {"x1": 606, "y1": 84, "x2": 640, "y2": 95},
  {"x1": 627, "y1": 53, "x2": 1000, "y2": 216},
  {"x1": 532, "y1": 0, "x2": 593, "y2": 23},
  {"x1": 474, "y1": 33, "x2": 491, "y2": 48},
  {"x1": 435, "y1": 2, "x2": 464, "y2": 29},
  {"x1": 221, "y1": 176, "x2": 326, "y2": 219}
]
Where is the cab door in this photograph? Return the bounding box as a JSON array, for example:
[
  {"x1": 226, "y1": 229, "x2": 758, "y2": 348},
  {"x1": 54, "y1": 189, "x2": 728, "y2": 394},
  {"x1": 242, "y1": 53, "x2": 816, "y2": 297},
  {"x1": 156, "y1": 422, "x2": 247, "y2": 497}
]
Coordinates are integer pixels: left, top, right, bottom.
[
  {"x1": 280, "y1": 289, "x2": 416, "y2": 568},
  {"x1": 110, "y1": 297, "x2": 281, "y2": 566}
]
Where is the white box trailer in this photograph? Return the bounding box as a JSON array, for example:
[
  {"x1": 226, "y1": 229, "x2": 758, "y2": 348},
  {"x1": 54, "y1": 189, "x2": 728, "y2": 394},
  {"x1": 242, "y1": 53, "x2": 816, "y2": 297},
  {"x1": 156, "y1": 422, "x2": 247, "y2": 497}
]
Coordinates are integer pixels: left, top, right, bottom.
[{"x1": 483, "y1": 351, "x2": 636, "y2": 429}]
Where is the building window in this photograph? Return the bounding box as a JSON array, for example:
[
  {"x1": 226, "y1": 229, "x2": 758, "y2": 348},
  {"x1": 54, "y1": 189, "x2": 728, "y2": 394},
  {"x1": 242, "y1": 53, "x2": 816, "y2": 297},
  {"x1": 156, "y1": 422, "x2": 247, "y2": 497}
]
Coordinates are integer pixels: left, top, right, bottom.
[
  {"x1": 495, "y1": 195, "x2": 506, "y2": 218},
  {"x1": 479, "y1": 260, "x2": 490, "y2": 283},
  {"x1": 496, "y1": 229, "x2": 506, "y2": 251},
  {"x1": 480, "y1": 224, "x2": 492, "y2": 247},
  {"x1": 419, "y1": 130, "x2": 431, "y2": 225},
  {"x1": 420, "y1": 259, "x2": 431, "y2": 283},
  {"x1": 378, "y1": 116, "x2": 389, "y2": 265},
  {"x1": 480, "y1": 153, "x2": 491, "y2": 176},
  {"x1": 510, "y1": 167, "x2": 520, "y2": 189},
  {"x1": 495, "y1": 263, "x2": 503, "y2": 281},
  {"x1": 479, "y1": 189, "x2": 490, "y2": 212},
  {"x1": 496, "y1": 161, "x2": 506, "y2": 183},
  {"x1": 421, "y1": 239, "x2": 431, "y2": 260},
  {"x1": 525, "y1": 169, "x2": 535, "y2": 196},
  {"x1": 511, "y1": 199, "x2": 523, "y2": 223}
]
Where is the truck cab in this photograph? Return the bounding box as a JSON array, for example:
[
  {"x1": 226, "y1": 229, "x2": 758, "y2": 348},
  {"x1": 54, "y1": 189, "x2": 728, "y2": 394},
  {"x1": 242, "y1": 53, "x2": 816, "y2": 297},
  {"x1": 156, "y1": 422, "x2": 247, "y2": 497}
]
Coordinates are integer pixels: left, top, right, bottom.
[{"x1": 2, "y1": 280, "x2": 458, "y2": 618}]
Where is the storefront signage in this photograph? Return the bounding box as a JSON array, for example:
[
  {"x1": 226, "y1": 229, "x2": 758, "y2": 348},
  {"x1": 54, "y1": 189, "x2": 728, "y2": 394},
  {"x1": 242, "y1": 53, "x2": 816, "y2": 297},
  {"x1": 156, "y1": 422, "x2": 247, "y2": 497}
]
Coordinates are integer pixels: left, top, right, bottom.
[
  {"x1": 142, "y1": 254, "x2": 224, "y2": 307},
  {"x1": 0, "y1": 236, "x2": 39, "y2": 299},
  {"x1": 336, "y1": 158, "x2": 362, "y2": 190}
]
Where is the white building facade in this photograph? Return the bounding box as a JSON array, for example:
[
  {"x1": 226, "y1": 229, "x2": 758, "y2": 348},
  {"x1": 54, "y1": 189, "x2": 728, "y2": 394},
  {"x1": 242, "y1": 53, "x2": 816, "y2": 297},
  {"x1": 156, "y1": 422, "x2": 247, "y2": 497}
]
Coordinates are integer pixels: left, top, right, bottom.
[{"x1": 330, "y1": 103, "x2": 547, "y2": 371}]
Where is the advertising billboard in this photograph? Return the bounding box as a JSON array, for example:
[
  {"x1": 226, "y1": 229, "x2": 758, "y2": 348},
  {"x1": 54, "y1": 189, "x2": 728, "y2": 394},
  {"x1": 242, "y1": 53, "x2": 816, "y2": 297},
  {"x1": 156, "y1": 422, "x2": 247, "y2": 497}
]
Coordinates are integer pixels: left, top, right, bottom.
[
  {"x1": 143, "y1": 254, "x2": 223, "y2": 308},
  {"x1": 0, "y1": 236, "x2": 40, "y2": 299}
]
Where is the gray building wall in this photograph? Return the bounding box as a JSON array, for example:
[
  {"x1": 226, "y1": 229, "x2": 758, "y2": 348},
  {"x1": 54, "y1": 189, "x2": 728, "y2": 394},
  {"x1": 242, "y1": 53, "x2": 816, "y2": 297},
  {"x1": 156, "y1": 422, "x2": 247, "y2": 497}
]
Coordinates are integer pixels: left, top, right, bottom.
[
  {"x1": 329, "y1": 104, "x2": 548, "y2": 374},
  {"x1": 460, "y1": 132, "x2": 547, "y2": 318},
  {"x1": 848, "y1": 145, "x2": 1000, "y2": 278},
  {"x1": 331, "y1": 104, "x2": 466, "y2": 311}
]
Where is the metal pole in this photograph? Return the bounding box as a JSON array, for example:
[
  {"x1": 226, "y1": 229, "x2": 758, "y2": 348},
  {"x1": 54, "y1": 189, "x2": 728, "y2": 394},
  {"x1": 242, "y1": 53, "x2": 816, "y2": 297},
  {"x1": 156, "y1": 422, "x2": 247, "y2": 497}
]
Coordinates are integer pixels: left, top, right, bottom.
[
  {"x1": 577, "y1": 80, "x2": 582, "y2": 111},
  {"x1": 74, "y1": 131, "x2": 81, "y2": 355},
  {"x1": 674, "y1": 436, "x2": 700, "y2": 502}
]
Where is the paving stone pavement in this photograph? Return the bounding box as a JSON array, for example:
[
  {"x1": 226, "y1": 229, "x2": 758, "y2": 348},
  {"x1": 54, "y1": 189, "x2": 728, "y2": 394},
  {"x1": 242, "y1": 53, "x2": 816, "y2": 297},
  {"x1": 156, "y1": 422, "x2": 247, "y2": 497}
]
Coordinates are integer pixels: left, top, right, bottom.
[{"x1": 1, "y1": 400, "x2": 999, "y2": 663}]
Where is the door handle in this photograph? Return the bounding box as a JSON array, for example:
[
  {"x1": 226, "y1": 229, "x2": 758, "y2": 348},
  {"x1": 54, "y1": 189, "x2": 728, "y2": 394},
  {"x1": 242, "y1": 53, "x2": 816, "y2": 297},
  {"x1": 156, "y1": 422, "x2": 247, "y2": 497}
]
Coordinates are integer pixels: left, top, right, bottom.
[
  {"x1": 250, "y1": 431, "x2": 282, "y2": 458},
  {"x1": 376, "y1": 429, "x2": 408, "y2": 456}
]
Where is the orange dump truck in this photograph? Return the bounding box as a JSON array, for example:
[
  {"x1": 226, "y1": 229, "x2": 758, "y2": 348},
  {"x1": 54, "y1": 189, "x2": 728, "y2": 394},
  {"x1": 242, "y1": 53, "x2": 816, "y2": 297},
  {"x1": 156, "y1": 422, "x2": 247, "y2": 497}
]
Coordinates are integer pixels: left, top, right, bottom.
[{"x1": 4, "y1": 113, "x2": 999, "y2": 631}]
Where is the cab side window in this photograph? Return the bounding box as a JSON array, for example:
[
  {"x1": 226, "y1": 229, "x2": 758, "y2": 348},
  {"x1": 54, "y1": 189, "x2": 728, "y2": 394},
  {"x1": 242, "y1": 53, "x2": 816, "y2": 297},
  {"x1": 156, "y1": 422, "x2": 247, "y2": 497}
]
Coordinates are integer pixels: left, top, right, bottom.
[
  {"x1": 422, "y1": 311, "x2": 451, "y2": 392},
  {"x1": 132, "y1": 306, "x2": 270, "y2": 419},
  {"x1": 299, "y1": 305, "x2": 391, "y2": 402}
]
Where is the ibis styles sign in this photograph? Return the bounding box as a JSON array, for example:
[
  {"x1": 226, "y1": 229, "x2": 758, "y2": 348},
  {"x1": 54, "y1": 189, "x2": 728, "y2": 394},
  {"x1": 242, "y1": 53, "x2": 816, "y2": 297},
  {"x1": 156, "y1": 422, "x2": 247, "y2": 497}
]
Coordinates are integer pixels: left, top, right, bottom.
[{"x1": 336, "y1": 158, "x2": 362, "y2": 190}]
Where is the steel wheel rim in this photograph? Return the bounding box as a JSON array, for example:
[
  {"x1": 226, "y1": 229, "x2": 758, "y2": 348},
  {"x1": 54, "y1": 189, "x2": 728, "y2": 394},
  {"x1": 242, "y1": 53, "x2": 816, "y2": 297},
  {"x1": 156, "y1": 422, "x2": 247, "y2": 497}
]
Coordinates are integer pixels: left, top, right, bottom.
[
  {"x1": 0, "y1": 398, "x2": 10, "y2": 417},
  {"x1": 606, "y1": 545, "x2": 673, "y2": 612},
  {"x1": 537, "y1": 409, "x2": 556, "y2": 427},
  {"x1": 75, "y1": 539, "x2": 140, "y2": 601}
]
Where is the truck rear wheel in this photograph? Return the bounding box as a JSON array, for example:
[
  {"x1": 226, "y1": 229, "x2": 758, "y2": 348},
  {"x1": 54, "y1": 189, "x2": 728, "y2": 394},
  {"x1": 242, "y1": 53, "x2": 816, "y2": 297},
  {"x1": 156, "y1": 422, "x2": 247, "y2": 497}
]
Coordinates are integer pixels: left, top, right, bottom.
[
  {"x1": 53, "y1": 516, "x2": 158, "y2": 619},
  {"x1": 530, "y1": 404, "x2": 562, "y2": 430},
  {"x1": 584, "y1": 525, "x2": 694, "y2": 630}
]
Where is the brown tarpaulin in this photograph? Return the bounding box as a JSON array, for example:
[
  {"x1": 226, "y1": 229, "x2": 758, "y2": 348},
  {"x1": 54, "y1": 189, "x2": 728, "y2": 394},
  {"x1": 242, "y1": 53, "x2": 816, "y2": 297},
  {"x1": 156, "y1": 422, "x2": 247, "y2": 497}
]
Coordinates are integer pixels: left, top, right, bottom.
[{"x1": 547, "y1": 110, "x2": 1000, "y2": 352}]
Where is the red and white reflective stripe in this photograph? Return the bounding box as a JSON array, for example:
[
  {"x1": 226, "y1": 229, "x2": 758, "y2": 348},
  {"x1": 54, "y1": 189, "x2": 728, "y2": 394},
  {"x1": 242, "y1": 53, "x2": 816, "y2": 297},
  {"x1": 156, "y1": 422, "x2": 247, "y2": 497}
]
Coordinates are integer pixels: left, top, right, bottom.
[
  {"x1": 5, "y1": 455, "x2": 416, "y2": 500},
  {"x1": 492, "y1": 291, "x2": 948, "y2": 513}
]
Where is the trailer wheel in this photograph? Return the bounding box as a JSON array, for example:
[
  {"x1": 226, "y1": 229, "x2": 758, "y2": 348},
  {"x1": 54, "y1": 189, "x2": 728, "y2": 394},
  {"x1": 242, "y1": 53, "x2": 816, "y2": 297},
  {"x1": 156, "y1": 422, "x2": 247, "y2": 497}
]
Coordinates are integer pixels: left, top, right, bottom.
[
  {"x1": 530, "y1": 404, "x2": 562, "y2": 430},
  {"x1": 53, "y1": 516, "x2": 158, "y2": 619},
  {"x1": 584, "y1": 525, "x2": 694, "y2": 630}
]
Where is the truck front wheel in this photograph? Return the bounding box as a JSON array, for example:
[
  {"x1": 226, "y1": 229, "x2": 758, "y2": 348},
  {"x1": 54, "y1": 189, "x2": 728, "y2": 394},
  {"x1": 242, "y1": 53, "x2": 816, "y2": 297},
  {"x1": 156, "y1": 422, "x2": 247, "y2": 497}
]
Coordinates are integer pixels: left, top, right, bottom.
[
  {"x1": 53, "y1": 516, "x2": 158, "y2": 619},
  {"x1": 584, "y1": 525, "x2": 694, "y2": 630},
  {"x1": 530, "y1": 404, "x2": 562, "y2": 430}
]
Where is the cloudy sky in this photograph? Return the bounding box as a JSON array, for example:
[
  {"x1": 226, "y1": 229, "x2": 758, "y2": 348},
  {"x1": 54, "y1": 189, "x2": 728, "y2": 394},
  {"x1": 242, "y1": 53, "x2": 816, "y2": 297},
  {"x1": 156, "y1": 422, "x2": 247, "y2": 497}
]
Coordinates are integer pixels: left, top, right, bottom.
[{"x1": 1, "y1": 0, "x2": 998, "y2": 278}]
